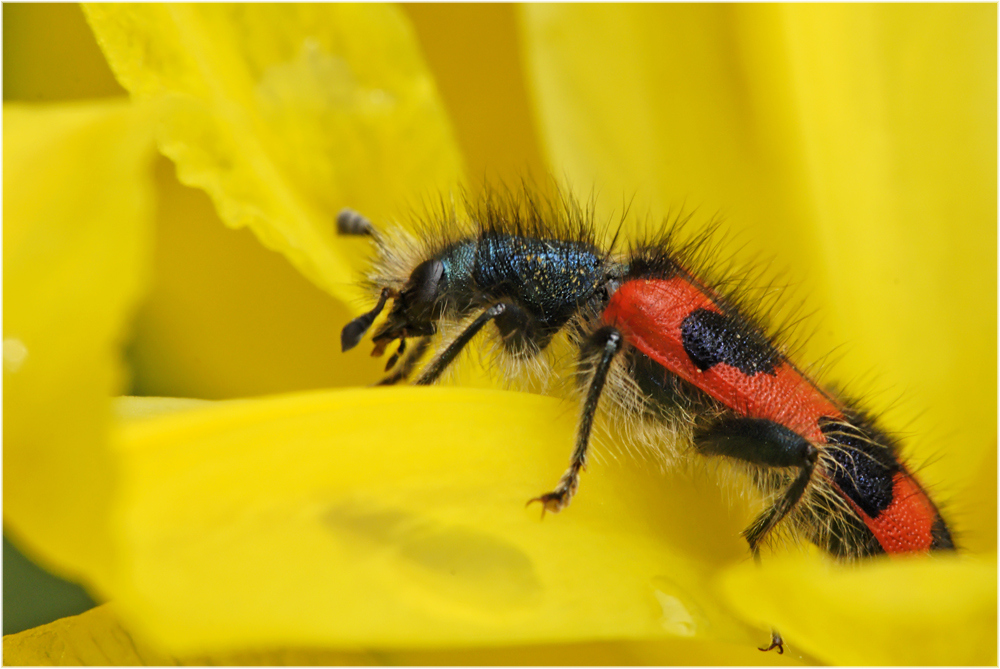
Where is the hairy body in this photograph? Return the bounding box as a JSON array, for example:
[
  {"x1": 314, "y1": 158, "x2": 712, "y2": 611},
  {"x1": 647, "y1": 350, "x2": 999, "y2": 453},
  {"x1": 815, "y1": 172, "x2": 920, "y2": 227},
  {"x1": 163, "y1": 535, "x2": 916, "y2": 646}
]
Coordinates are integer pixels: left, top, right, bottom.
[{"x1": 339, "y1": 190, "x2": 953, "y2": 560}]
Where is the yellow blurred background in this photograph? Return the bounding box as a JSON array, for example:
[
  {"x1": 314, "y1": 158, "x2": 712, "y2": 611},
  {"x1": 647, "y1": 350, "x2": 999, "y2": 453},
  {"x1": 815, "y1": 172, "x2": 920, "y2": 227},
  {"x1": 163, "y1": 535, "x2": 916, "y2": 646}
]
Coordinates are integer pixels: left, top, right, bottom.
[{"x1": 4, "y1": 4, "x2": 994, "y2": 655}]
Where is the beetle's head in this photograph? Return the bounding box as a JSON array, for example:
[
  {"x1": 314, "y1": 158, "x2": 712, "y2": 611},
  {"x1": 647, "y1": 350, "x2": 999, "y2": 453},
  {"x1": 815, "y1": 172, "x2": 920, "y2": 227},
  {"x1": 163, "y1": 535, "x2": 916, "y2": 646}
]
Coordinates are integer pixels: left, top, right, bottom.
[{"x1": 340, "y1": 258, "x2": 446, "y2": 355}]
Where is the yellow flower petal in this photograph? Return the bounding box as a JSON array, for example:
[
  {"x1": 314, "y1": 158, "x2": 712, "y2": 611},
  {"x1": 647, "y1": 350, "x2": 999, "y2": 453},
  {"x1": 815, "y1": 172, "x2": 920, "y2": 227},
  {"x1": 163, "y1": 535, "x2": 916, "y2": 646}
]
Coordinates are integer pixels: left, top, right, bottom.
[
  {"x1": 3, "y1": 101, "x2": 157, "y2": 588},
  {"x1": 2, "y1": 605, "x2": 174, "y2": 666},
  {"x1": 718, "y1": 552, "x2": 998, "y2": 664},
  {"x1": 4, "y1": 4, "x2": 393, "y2": 400},
  {"x1": 393, "y1": 637, "x2": 808, "y2": 666},
  {"x1": 402, "y1": 4, "x2": 548, "y2": 188},
  {"x1": 1, "y1": 603, "x2": 795, "y2": 666},
  {"x1": 2, "y1": 603, "x2": 377, "y2": 665},
  {"x1": 2, "y1": 3, "x2": 124, "y2": 101},
  {"x1": 127, "y1": 158, "x2": 387, "y2": 399},
  {"x1": 106, "y1": 390, "x2": 762, "y2": 655},
  {"x1": 521, "y1": 3, "x2": 995, "y2": 548},
  {"x1": 83, "y1": 4, "x2": 465, "y2": 304}
]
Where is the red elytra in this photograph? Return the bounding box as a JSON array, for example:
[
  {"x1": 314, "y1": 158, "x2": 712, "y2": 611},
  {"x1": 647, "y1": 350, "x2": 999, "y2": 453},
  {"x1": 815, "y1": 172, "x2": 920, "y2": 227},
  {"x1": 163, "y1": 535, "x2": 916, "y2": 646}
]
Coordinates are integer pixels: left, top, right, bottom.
[
  {"x1": 840, "y1": 471, "x2": 937, "y2": 553},
  {"x1": 602, "y1": 276, "x2": 940, "y2": 554}
]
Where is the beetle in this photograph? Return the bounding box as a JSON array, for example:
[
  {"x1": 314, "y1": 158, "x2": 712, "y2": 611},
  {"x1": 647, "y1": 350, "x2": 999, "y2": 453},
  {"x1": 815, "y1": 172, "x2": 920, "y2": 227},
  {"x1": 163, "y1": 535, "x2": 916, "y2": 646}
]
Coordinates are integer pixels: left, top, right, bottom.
[{"x1": 338, "y1": 189, "x2": 954, "y2": 562}]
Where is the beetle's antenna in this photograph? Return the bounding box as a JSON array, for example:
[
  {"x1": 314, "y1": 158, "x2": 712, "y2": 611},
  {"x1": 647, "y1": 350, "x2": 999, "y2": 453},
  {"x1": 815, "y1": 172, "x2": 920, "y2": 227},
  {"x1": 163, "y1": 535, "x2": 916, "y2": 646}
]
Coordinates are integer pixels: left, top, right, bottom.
[{"x1": 337, "y1": 208, "x2": 376, "y2": 236}]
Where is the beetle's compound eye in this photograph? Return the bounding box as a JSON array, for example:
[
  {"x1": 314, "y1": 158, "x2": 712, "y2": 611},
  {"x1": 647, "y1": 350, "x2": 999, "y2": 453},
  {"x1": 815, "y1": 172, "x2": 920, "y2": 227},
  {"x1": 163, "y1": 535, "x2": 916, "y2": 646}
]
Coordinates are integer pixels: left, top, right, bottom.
[
  {"x1": 341, "y1": 288, "x2": 392, "y2": 352},
  {"x1": 367, "y1": 259, "x2": 446, "y2": 348},
  {"x1": 407, "y1": 259, "x2": 445, "y2": 309}
]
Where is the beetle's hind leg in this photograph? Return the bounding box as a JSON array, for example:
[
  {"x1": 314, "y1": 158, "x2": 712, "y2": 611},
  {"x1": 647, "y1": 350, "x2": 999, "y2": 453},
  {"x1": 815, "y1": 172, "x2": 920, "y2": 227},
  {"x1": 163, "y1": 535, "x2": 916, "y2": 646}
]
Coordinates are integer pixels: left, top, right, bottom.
[
  {"x1": 529, "y1": 326, "x2": 624, "y2": 515},
  {"x1": 743, "y1": 454, "x2": 817, "y2": 560},
  {"x1": 694, "y1": 417, "x2": 818, "y2": 559},
  {"x1": 759, "y1": 629, "x2": 784, "y2": 654}
]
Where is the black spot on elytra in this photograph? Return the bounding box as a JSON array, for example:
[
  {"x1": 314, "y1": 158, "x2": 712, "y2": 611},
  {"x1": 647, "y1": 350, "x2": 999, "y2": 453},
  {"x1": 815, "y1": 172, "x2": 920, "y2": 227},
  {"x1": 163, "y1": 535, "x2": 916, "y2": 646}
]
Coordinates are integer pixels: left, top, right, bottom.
[
  {"x1": 680, "y1": 308, "x2": 780, "y2": 376},
  {"x1": 819, "y1": 416, "x2": 899, "y2": 518}
]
